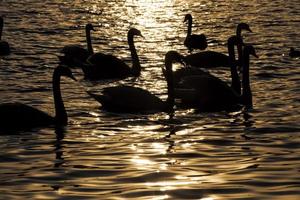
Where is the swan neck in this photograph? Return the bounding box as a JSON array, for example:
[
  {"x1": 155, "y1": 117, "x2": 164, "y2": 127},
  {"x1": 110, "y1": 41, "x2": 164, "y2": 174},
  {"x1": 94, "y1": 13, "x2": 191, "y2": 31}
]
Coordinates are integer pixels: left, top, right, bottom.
[
  {"x1": 53, "y1": 70, "x2": 67, "y2": 125},
  {"x1": 228, "y1": 40, "x2": 241, "y2": 95},
  {"x1": 186, "y1": 18, "x2": 192, "y2": 37},
  {"x1": 165, "y1": 58, "x2": 175, "y2": 112},
  {"x1": 86, "y1": 28, "x2": 93, "y2": 55},
  {"x1": 0, "y1": 21, "x2": 2, "y2": 40},
  {"x1": 128, "y1": 34, "x2": 141, "y2": 76},
  {"x1": 242, "y1": 52, "x2": 252, "y2": 107}
]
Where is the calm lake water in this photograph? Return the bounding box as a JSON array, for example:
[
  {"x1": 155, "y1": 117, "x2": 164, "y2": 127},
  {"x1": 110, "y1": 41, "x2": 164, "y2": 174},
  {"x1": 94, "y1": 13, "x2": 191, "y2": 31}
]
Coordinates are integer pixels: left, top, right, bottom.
[{"x1": 1, "y1": 0, "x2": 300, "y2": 199}]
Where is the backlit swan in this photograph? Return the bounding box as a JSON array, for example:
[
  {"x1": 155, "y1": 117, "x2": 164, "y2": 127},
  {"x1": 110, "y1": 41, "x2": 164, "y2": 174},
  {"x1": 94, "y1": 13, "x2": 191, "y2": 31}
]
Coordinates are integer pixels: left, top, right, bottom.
[
  {"x1": 78, "y1": 28, "x2": 143, "y2": 80},
  {"x1": 175, "y1": 45, "x2": 258, "y2": 111},
  {"x1": 0, "y1": 16, "x2": 10, "y2": 55},
  {"x1": 185, "y1": 22, "x2": 252, "y2": 69},
  {"x1": 0, "y1": 66, "x2": 76, "y2": 133},
  {"x1": 59, "y1": 23, "x2": 95, "y2": 66},
  {"x1": 87, "y1": 51, "x2": 184, "y2": 113},
  {"x1": 184, "y1": 14, "x2": 207, "y2": 52}
]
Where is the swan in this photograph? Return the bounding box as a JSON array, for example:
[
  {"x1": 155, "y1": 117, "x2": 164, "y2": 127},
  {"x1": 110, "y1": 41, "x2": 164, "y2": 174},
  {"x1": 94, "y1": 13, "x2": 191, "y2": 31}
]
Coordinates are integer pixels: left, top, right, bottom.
[
  {"x1": 87, "y1": 51, "x2": 184, "y2": 113},
  {"x1": 289, "y1": 47, "x2": 300, "y2": 57},
  {"x1": 175, "y1": 44, "x2": 258, "y2": 111},
  {"x1": 0, "y1": 16, "x2": 10, "y2": 55},
  {"x1": 59, "y1": 23, "x2": 95, "y2": 67},
  {"x1": 177, "y1": 35, "x2": 243, "y2": 95},
  {"x1": 184, "y1": 14, "x2": 207, "y2": 52},
  {"x1": 185, "y1": 22, "x2": 252, "y2": 69},
  {"x1": 76, "y1": 28, "x2": 143, "y2": 80},
  {"x1": 0, "y1": 66, "x2": 76, "y2": 133}
]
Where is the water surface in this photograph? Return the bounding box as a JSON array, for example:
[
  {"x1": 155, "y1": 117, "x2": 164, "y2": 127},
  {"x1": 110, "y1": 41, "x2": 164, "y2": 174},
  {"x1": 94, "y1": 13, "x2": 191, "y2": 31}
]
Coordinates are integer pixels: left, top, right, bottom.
[{"x1": 0, "y1": 0, "x2": 300, "y2": 199}]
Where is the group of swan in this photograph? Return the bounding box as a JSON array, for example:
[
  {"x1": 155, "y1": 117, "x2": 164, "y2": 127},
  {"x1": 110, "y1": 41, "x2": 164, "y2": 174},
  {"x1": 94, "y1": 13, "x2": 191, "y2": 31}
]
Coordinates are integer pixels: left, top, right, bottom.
[
  {"x1": 0, "y1": 14, "x2": 259, "y2": 133},
  {"x1": 60, "y1": 25, "x2": 143, "y2": 80},
  {"x1": 0, "y1": 16, "x2": 10, "y2": 55}
]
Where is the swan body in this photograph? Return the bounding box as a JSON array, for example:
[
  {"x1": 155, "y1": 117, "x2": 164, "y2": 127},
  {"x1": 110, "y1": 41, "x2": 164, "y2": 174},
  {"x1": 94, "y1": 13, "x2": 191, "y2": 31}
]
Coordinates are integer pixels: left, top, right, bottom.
[
  {"x1": 0, "y1": 16, "x2": 10, "y2": 55},
  {"x1": 0, "y1": 66, "x2": 76, "y2": 133},
  {"x1": 79, "y1": 28, "x2": 143, "y2": 80},
  {"x1": 175, "y1": 44, "x2": 258, "y2": 111},
  {"x1": 88, "y1": 86, "x2": 165, "y2": 113},
  {"x1": 59, "y1": 24, "x2": 95, "y2": 67},
  {"x1": 185, "y1": 22, "x2": 252, "y2": 69},
  {"x1": 184, "y1": 14, "x2": 207, "y2": 52},
  {"x1": 289, "y1": 47, "x2": 300, "y2": 57},
  {"x1": 87, "y1": 51, "x2": 184, "y2": 113}
]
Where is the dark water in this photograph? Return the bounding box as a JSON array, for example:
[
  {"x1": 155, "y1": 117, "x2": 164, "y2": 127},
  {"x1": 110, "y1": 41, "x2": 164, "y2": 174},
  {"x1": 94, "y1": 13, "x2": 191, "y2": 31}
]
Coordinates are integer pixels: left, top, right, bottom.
[{"x1": 1, "y1": 0, "x2": 300, "y2": 199}]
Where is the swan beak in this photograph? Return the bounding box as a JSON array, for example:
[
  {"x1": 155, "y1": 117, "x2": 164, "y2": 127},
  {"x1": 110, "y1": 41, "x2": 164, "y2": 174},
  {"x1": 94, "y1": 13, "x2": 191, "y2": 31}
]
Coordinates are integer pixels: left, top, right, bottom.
[
  {"x1": 180, "y1": 56, "x2": 187, "y2": 66},
  {"x1": 247, "y1": 27, "x2": 253, "y2": 33},
  {"x1": 253, "y1": 53, "x2": 259, "y2": 58},
  {"x1": 139, "y1": 33, "x2": 144, "y2": 38}
]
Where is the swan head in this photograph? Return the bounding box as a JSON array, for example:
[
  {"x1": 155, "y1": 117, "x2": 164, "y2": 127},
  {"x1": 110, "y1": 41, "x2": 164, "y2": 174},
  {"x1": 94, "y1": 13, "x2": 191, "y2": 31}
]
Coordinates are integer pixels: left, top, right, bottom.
[
  {"x1": 128, "y1": 28, "x2": 143, "y2": 38},
  {"x1": 237, "y1": 23, "x2": 252, "y2": 33},
  {"x1": 0, "y1": 16, "x2": 3, "y2": 27},
  {"x1": 244, "y1": 45, "x2": 258, "y2": 58},
  {"x1": 165, "y1": 51, "x2": 185, "y2": 65},
  {"x1": 184, "y1": 14, "x2": 192, "y2": 23},
  {"x1": 56, "y1": 65, "x2": 77, "y2": 81},
  {"x1": 86, "y1": 23, "x2": 95, "y2": 31}
]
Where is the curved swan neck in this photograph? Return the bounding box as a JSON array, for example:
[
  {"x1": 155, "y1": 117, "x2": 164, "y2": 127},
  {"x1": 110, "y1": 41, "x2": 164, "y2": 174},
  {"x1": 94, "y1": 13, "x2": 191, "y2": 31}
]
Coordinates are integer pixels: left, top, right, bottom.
[
  {"x1": 164, "y1": 57, "x2": 175, "y2": 112},
  {"x1": 86, "y1": 28, "x2": 93, "y2": 55},
  {"x1": 241, "y1": 51, "x2": 252, "y2": 108},
  {"x1": 53, "y1": 69, "x2": 67, "y2": 125},
  {"x1": 128, "y1": 33, "x2": 141, "y2": 76},
  {"x1": 228, "y1": 38, "x2": 241, "y2": 95}
]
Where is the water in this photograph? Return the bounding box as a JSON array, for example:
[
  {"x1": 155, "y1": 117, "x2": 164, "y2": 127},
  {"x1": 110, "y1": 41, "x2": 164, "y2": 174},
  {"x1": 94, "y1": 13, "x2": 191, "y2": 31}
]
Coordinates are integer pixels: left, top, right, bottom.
[{"x1": 1, "y1": 0, "x2": 300, "y2": 199}]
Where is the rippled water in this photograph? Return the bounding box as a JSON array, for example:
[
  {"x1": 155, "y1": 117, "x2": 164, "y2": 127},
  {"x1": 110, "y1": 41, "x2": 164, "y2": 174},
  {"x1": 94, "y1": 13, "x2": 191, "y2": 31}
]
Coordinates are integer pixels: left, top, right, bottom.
[{"x1": 1, "y1": 0, "x2": 300, "y2": 199}]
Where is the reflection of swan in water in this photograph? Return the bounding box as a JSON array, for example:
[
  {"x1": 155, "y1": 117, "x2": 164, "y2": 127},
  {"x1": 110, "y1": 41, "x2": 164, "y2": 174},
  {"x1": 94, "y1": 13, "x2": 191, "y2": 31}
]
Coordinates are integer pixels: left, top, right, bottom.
[
  {"x1": 59, "y1": 24, "x2": 95, "y2": 67},
  {"x1": 87, "y1": 51, "x2": 184, "y2": 113},
  {"x1": 175, "y1": 45, "x2": 258, "y2": 111},
  {"x1": 289, "y1": 47, "x2": 300, "y2": 57},
  {"x1": 74, "y1": 28, "x2": 143, "y2": 80},
  {"x1": 185, "y1": 23, "x2": 252, "y2": 69},
  {"x1": 0, "y1": 66, "x2": 76, "y2": 133},
  {"x1": 184, "y1": 14, "x2": 207, "y2": 52},
  {"x1": 0, "y1": 16, "x2": 10, "y2": 55}
]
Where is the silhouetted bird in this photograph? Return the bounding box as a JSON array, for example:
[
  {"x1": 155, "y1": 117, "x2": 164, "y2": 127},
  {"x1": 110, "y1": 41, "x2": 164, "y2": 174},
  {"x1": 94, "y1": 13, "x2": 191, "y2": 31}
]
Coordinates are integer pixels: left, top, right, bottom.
[
  {"x1": 184, "y1": 14, "x2": 207, "y2": 52},
  {"x1": 59, "y1": 23, "x2": 95, "y2": 67},
  {"x1": 87, "y1": 51, "x2": 185, "y2": 114},
  {"x1": 185, "y1": 22, "x2": 252, "y2": 69},
  {"x1": 0, "y1": 66, "x2": 76, "y2": 134},
  {"x1": 175, "y1": 45, "x2": 258, "y2": 112},
  {"x1": 74, "y1": 28, "x2": 143, "y2": 80}
]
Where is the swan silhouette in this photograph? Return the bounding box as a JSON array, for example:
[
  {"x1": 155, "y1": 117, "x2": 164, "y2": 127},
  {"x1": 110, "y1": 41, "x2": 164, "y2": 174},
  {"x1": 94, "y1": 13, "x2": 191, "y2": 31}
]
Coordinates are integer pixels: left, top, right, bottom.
[
  {"x1": 185, "y1": 22, "x2": 252, "y2": 69},
  {"x1": 59, "y1": 23, "x2": 95, "y2": 67},
  {"x1": 0, "y1": 66, "x2": 76, "y2": 133},
  {"x1": 87, "y1": 51, "x2": 184, "y2": 113},
  {"x1": 76, "y1": 28, "x2": 143, "y2": 80},
  {"x1": 184, "y1": 14, "x2": 207, "y2": 52},
  {"x1": 176, "y1": 35, "x2": 243, "y2": 95},
  {"x1": 0, "y1": 16, "x2": 10, "y2": 55},
  {"x1": 175, "y1": 44, "x2": 258, "y2": 111},
  {"x1": 289, "y1": 47, "x2": 300, "y2": 57}
]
